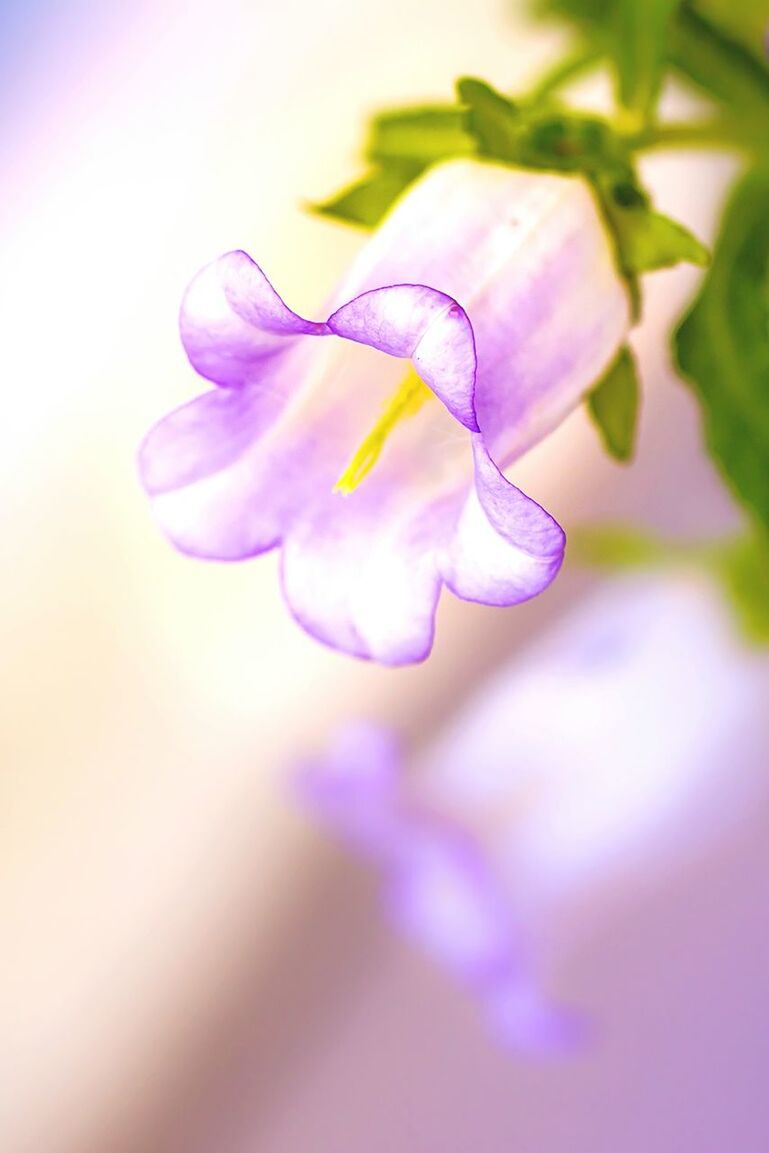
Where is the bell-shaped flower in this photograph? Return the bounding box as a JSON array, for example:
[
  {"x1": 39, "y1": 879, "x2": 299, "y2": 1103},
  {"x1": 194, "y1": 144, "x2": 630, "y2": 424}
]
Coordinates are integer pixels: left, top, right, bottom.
[
  {"x1": 295, "y1": 575, "x2": 769, "y2": 1051},
  {"x1": 139, "y1": 160, "x2": 629, "y2": 663}
]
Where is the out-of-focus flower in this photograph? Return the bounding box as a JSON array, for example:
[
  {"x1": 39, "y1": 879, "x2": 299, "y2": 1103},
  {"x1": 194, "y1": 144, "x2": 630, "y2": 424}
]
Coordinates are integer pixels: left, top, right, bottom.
[
  {"x1": 140, "y1": 160, "x2": 629, "y2": 663},
  {"x1": 296, "y1": 575, "x2": 769, "y2": 1049},
  {"x1": 296, "y1": 724, "x2": 582, "y2": 1053}
]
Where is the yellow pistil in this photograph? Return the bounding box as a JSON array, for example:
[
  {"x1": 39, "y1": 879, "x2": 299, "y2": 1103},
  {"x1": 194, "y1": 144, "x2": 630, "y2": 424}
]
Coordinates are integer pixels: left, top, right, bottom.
[{"x1": 334, "y1": 368, "x2": 433, "y2": 495}]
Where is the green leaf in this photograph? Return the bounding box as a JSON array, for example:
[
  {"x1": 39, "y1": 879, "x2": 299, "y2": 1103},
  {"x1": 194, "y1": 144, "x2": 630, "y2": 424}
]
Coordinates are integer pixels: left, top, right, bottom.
[
  {"x1": 367, "y1": 106, "x2": 476, "y2": 164},
  {"x1": 587, "y1": 346, "x2": 640, "y2": 461},
  {"x1": 671, "y1": 6, "x2": 769, "y2": 120},
  {"x1": 312, "y1": 165, "x2": 420, "y2": 229},
  {"x1": 674, "y1": 165, "x2": 769, "y2": 532},
  {"x1": 534, "y1": 0, "x2": 769, "y2": 128},
  {"x1": 613, "y1": 0, "x2": 681, "y2": 124},
  {"x1": 688, "y1": 0, "x2": 769, "y2": 68}
]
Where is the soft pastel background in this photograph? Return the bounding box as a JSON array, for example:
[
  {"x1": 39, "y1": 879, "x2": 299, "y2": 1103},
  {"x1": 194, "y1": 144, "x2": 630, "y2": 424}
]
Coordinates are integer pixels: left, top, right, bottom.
[{"x1": 2, "y1": 2, "x2": 768, "y2": 1151}]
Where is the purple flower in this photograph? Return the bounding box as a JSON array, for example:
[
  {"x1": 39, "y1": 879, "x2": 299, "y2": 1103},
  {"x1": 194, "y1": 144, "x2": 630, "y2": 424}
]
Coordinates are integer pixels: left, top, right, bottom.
[{"x1": 140, "y1": 160, "x2": 629, "y2": 663}]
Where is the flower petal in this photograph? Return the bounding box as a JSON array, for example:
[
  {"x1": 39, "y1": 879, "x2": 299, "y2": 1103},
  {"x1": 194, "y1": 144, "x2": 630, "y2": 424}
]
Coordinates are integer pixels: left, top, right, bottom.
[
  {"x1": 180, "y1": 250, "x2": 325, "y2": 388},
  {"x1": 280, "y1": 488, "x2": 456, "y2": 664},
  {"x1": 138, "y1": 376, "x2": 285, "y2": 498},
  {"x1": 442, "y1": 434, "x2": 565, "y2": 606},
  {"x1": 327, "y1": 285, "x2": 478, "y2": 431}
]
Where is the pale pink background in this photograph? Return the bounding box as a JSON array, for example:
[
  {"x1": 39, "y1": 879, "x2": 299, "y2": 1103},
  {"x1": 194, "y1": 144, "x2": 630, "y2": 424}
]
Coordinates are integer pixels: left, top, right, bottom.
[{"x1": 1, "y1": 2, "x2": 765, "y2": 1151}]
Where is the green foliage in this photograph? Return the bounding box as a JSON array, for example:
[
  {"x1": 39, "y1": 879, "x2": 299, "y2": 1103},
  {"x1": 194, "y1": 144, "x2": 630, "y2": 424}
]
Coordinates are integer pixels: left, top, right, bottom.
[
  {"x1": 692, "y1": 0, "x2": 769, "y2": 64},
  {"x1": 457, "y1": 78, "x2": 627, "y2": 174},
  {"x1": 587, "y1": 346, "x2": 640, "y2": 461},
  {"x1": 533, "y1": 0, "x2": 682, "y2": 125},
  {"x1": 534, "y1": 0, "x2": 769, "y2": 129},
  {"x1": 670, "y1": 6, "x2": 769, "y2": 121},
  {"x1": 674, "y1": 166, "x2": 769, "y2": 533}
]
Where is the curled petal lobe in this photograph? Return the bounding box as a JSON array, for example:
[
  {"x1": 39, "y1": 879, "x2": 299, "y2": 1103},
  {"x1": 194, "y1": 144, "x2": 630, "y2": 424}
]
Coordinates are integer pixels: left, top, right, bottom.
[
  {"x1": 328, "y1": 285, "x2": 478, "y2": 430},
  {"x1": 442, "y1": 435, "x2": 566, "y2": 606},
  {"x1": 180, "y1": 250, "x2": 324, "y2": 388}
]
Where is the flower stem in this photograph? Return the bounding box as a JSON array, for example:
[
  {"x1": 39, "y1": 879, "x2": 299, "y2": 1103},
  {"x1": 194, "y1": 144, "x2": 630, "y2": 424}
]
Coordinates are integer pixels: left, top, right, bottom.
[{"x1": 630, "y1": 120, "x2": 769, "y2": 155}]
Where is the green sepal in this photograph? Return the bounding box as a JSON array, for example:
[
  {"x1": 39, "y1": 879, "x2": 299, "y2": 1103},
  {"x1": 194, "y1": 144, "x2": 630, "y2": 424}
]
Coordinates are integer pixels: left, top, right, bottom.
[
  {"x1": 601, "y1": 183, "x2": 710, "y2": 273},
  {"x1": 311, "y1": 164, "x2": 421, "y2": 229},
  {"x1": 587, "y1": 346, "x2": 640, "y2": 461}
]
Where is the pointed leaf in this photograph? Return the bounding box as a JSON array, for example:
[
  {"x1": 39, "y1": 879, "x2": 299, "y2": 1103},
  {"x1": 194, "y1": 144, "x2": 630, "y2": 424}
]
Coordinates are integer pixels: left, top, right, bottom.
[
  {"x1": 312, "y1": 165, "x2": 420, "y2": 229},
  {"x1": 587, "y1": 346, "x2": 640, "y2": 461},
  {"x1": 674, "y1": 165, "x2": 769, "y2": 532},
  {"x1": 671, "y1": 6, "x2": 769, "y2": 118},
  {"x1": 610, "y1": 204, "x2": 710, "y2": 273}
]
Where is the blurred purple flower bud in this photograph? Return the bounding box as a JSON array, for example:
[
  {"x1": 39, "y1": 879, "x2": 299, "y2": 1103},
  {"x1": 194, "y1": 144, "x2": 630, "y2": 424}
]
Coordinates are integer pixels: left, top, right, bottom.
[{"x1": 296, "y1": 575, "x2": 769, "y2": 1051}]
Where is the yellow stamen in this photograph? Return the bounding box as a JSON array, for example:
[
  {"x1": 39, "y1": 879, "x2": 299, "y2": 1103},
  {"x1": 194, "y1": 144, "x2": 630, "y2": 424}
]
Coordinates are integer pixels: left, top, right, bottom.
[{"x1": 334, "y1": 368, "x2": 433, "y2": 495}]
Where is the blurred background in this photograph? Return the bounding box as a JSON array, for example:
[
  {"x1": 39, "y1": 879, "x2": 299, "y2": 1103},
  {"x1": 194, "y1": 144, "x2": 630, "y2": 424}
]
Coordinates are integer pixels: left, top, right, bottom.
[{"x1": 2, "y1": 1, "x2": 768, "y2": 1151}]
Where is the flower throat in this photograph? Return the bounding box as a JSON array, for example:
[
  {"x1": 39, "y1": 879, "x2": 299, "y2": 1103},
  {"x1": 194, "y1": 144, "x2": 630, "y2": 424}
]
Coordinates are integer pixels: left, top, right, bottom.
[{"x1": 334, "y1": 367, "x2": 433, "y2": 495}]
